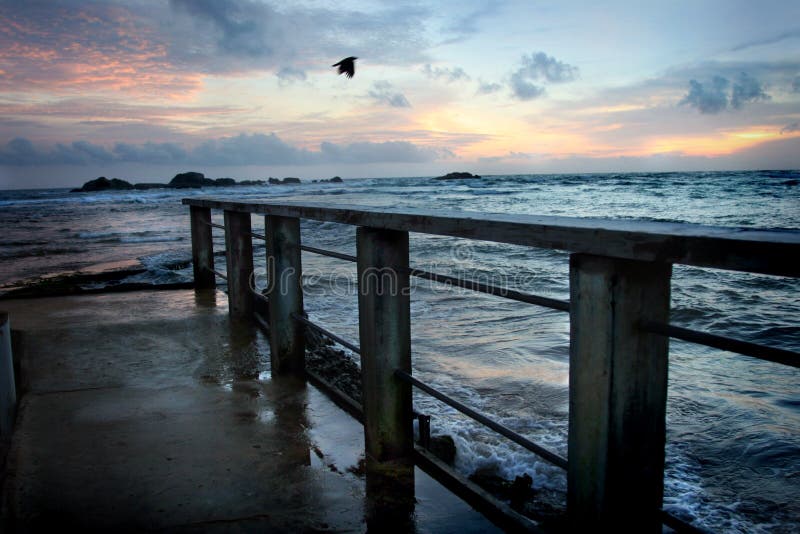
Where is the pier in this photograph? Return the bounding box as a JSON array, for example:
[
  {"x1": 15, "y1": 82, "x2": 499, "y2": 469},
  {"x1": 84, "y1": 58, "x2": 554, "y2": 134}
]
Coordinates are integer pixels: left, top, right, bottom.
[{"x1": 1, "y1": 198, "x2": 798, "y2": 531}]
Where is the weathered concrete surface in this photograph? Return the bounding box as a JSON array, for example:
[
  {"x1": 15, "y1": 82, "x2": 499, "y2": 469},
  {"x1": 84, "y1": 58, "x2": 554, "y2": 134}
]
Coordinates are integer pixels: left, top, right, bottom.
[{"x1": 0, "y1": 290, "x2": 499, "y2": 532}]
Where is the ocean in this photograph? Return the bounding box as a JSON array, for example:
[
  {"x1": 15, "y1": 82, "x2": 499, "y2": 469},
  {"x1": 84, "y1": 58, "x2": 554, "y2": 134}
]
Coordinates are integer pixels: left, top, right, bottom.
[{"x1": 1, "y1": 170, "x2": 798, "y2": 532}]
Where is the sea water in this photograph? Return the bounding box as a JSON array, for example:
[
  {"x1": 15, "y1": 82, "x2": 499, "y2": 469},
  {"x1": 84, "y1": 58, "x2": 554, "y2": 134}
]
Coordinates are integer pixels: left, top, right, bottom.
[{"x1": 1, "y1": 171, "x2": 798, "y2": 532}]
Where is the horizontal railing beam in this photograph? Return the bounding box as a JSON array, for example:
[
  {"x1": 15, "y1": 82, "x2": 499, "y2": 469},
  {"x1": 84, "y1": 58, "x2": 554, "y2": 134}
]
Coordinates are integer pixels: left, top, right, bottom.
[
  {"x1": 183, "y1": 198, "x2": 800, "y2": 277},
  {"x1": 642, "y1": 320, "x2": 799, "y2": 368},
  {"x1": 291, "y1": 312, "x2": 362, "y2": 354},
  {"x1": 395, "y1": 370, "x2": 568, "y2": 470},
  {"x1": 299, "y1": 244, "x2": 570, "y2": 312}
]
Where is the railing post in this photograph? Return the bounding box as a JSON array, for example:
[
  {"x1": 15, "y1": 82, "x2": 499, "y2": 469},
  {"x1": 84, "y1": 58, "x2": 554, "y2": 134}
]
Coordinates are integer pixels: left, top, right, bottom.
[
  {"x1": 223, "y1": 210, "x2": 254, "y2": 318},
  {"x1": 357, "y1": 226, "x2": 414, "y2": 527},
  {"x1": 189, "y1": 205, "x2": 216, "y2": 289},
  {"x1": 1, "y1": 312, "x2": 16, "y2": 440},
  {"x1": 266, "y1": 215, "x2": 304, "y2": 374},
  {"x1": 567, "y1": 254, "x2": 671, "y2": 531}
]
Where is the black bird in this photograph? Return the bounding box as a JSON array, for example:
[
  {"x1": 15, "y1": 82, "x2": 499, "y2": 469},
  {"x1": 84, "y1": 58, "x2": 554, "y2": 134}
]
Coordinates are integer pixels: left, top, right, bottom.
[{"x1": 332, "y1": 56, "x2": 357, "y2": 78}]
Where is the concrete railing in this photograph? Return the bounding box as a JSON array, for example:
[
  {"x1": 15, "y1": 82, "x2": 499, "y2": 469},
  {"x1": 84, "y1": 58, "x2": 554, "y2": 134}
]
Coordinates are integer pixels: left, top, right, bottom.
[{"x1": 183, "y1": 198, "x2": 799, "y2": 532}]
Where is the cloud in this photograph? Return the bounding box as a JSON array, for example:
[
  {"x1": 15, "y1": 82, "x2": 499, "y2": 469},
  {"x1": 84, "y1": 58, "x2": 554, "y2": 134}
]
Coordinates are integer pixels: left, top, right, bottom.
[
  {"x1": 0, "y1": 137, "x2": 115, "y2": 165},
  {"x1": 167, "y1": 0, "x2": 432, "y2": 69},
  {"x1": 681, "y1": 73, "x2": 770, "y2": 114},
  {"x1": 368, "y1": 81, "x2": 411, "y2": 108},
  {"x1": 169, "y1": 0, "x2": 281, "y2": 58},
  {"x1": 438, "y1": 1, "x2": 503, "y2": 45},
  {"x1": 510, "y1": 52, "x2": 578, "y2": 100},
  {"x1": 0, "y1": 134, "x2": 448, "y2": 166},
  {"x1": 0, "y1": 0, "x2": 433, "y2": 95},
  {"x1": 113, "y1": 142, "x2": 188, "y2": 163},
  {"x1": 191, "y1": 133, "x2": 312, "y2": 165},
  {"x1": 276, "y1": 67, "x2": 307, "y2": 84},
  {"x1": 731, "y1": 72, "x2": 770, "y2": 109},
  {"x1": 476, "y1": 80, "x2": 503, "y2": 95},
  {"x1": 792, "y1": 76, "x2": 800, "y2": 93},
  {"x1": 781, "y1": 122, "x2": 800, "y2": 134},
  {"x1": 319, "y1": 141, "x2": 447, "y2": 163},
  {"x1": 730, "y1": 29, "x2": 800, "y2": 52},
  {"x1": 0, "y1": 1, "x2": 201, "y2": 97},
  {"x1": 422, "y1": 64, "x2": 470, "y2": 83},
  {"x1": 681, "y1": 76, "x2": 730, "y2": 114}
]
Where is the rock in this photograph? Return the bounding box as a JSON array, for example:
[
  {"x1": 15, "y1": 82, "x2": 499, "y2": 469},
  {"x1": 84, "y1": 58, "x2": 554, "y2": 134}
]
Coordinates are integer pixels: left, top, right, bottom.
[
  {"x1": 468, "y1": 466, "x2": 534, "y2": 506},
  {"x1": 435, "y1": 171, "x2": 481, "y2": 180},
  {"x1": 168, "y1": 171, "x2": 212, "y2": 188},
  {"x1": 238, "y1": 179, "x2": 265, "y2": 186},
  {"x1": 214, "y1": 177, "x2": 236, "y2": 186},
  {"x1": 429, "y1": 435, "x2": 457, "y2": 465},
  {"x1": 71, "y1": 176, "x2": 134, "y2": 192},
  {"x1": 268, "y1": 177, "x2": 302, "y2": 185}
]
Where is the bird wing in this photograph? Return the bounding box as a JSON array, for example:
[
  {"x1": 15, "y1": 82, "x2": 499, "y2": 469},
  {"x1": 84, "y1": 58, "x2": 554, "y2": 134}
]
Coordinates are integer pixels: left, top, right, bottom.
[
  {"x1": 341, "y1": 61, "x2": 354, "y2": 78},
  {"x1": 332, "y1": 58, "x2": 355, "y2": 78}
]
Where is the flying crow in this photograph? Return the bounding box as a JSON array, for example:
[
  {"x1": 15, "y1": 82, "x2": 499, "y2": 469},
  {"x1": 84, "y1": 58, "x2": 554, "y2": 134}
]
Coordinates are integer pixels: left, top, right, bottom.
[{"x1": 332, "y1": 56, "x2": 357, "y2": 78}]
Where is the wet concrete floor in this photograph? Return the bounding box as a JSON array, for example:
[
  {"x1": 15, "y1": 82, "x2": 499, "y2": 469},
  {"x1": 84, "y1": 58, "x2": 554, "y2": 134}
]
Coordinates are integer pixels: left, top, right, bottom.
[{"x1": 0, "y1": 290, "x2": 499, "y2": 532}]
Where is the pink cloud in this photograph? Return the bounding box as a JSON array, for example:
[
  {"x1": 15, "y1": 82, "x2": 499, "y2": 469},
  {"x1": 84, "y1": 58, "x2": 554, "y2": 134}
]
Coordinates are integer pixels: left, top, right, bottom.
[{"x1": 0, "y1": 3, "x2": 202, "y2": 98}]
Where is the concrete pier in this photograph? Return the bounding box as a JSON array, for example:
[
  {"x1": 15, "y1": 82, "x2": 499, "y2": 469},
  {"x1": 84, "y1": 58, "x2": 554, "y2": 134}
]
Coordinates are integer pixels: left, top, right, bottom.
[{"x1": 0, "y1": 290, "x2": 498, "y2": 532}]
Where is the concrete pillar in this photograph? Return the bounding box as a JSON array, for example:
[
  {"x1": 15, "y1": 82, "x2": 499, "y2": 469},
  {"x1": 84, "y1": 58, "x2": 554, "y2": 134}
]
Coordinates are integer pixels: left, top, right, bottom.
[
  {"x1": 567, "y1": 254, "x2": 672, "y2": 531},
  {"x1": 356, "y1": 227, "x2": 413, "y2": 472},
  {"x1": 189, "y1": 206, "x2": 216, "y2": 289},
  {"x1": 0, "y1": 312, "x2": 16, "y2": 440},
  {"x1": 266, "y1": 215, "x2": 304, "y2": 374},
  {"x1": 224, "y1": 210, "x2": 255, "y2": 318}
]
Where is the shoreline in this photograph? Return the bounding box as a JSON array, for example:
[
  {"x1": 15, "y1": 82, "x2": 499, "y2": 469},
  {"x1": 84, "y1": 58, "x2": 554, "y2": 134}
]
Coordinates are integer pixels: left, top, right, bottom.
[{"x1": 0, "y1": 262, "x2": 192, "y2": 300}]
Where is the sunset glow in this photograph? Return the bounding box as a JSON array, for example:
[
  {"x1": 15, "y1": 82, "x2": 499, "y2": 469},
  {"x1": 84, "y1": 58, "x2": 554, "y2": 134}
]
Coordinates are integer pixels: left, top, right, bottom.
[{"x1": 1, "y1": 0, "x2": 799, "y2": 188}]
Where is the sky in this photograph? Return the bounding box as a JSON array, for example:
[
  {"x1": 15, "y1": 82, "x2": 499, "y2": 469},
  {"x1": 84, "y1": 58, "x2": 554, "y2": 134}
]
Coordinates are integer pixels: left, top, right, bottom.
[{"x1": 1, "y1": 0, "x2": 799, "y2": 189}]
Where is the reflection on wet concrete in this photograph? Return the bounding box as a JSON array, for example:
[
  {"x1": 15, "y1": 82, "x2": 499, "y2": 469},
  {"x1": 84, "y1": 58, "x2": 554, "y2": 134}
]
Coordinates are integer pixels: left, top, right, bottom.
[
  {"x1": 260, "y1": 374, "x2": 311, "y2": 468},
  {"x1": 1, "y1": 289, "x2": 502, "y2": 532},
  {"x1": 366, "y1": 458, "x2": 416, "y2": 533},
  {"x1": 192, "y1": 287, "x2": 218, "y2": 309}
]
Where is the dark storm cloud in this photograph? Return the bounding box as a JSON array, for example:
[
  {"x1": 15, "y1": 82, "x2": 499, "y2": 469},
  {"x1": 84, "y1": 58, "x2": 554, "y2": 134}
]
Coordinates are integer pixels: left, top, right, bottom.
[
  {"x1": 0, "y1": 134, "x2": 446, "y2": 166},
  {"x1": 368, "y1": 82, "x2": 412, "y2": 108},
  {"x1": 510, "y1": 52, "x2": 578, "y2": 101},
  {"x1": 680, "y1": 73, "x2": 769, "y2": 113}
]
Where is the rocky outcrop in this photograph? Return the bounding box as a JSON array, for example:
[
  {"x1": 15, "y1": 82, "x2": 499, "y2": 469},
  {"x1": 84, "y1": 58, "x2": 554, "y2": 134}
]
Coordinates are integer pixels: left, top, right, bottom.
[
  {"x1": 268, "y1": 177, "x2": 302, "y2": 185},
  {"x1": 70, "y1": 177, "x2": 134, "y2": 192},
  {"x1": 168, "y1": 171, "x2": 213, "y2": 188},
  {"x1": 72, "y1": 172, "x2": 266, "y2": 192},
  {"x1": 435, "y1": 171, "x2": 481, "y2": 180},
  {"x1": 313, "y1": 176, "x2": 344, "y2": 183}
]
